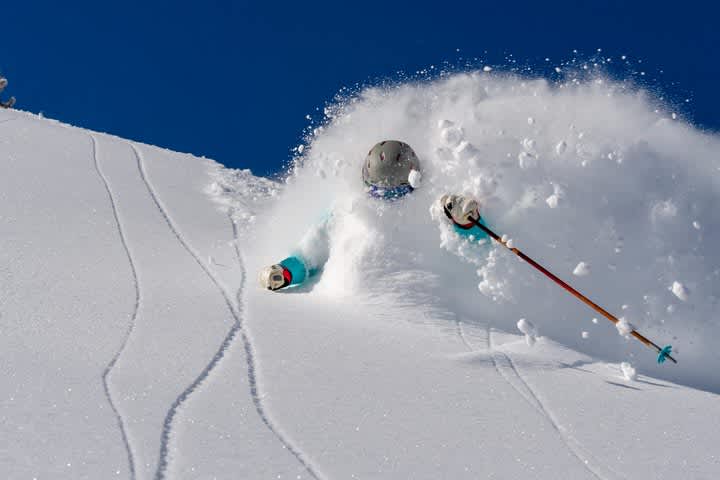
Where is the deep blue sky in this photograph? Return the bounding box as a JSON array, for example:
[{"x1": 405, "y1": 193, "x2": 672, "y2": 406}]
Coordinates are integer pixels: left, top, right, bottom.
[{"x1": 1, "y1": 1, "x2": 717, "y2": 175}]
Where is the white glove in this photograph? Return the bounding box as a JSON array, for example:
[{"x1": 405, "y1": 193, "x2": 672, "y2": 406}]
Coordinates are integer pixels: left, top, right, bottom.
[
  {"x1": 258, "y1": 264, "x2": 287, "y2": 291},
  {"x1": 440, "y1": 194, "x2": 481, "y2": 225}
]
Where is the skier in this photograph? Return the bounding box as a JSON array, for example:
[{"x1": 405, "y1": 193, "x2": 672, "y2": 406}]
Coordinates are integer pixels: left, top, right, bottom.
[
  {"x1": 438, "y1": 193, "x2": 489, "y2": 241},
  {"x1": 0, "y1": 77, "x2": 16, "y2": 109},
  {"x1": 258, "y1": 140, "x2": 422, "y2": 291},
  {"x1": 258, "y1": 140, "x2": 490, "y2": 291}
]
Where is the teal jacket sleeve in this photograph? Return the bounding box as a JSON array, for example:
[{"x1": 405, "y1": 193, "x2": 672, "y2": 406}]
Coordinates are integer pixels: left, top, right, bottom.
[
  {"x1": 453, "y1": 216, "x2": 490, "y2": 241},
  {"x1": 279, "y1": 255, "x2": 310, "y2": 286}
]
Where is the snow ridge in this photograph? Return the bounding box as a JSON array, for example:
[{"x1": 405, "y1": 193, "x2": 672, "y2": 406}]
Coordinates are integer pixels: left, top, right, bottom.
[
  {"x1": 91, "y1": 135, "x2": 138, "y2": 480},
  {"x1": 133, "y1": 145, "x2": 321, "y2": 480},
  {"x1": 229, "y1": 211, "x2": 323, "y2": 480}
]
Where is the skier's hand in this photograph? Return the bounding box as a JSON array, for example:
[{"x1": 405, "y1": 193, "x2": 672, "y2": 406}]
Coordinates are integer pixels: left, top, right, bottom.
[
  {"x1": 258, "y1": 264, "x2": 288, "y2": 291},
  {"x1": 440, "y1": 194, "x2": 481, "y2": 226}
]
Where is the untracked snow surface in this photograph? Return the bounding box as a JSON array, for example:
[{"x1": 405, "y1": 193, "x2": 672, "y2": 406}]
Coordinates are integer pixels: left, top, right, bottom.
[{"x1": 3, "y1": 71, "x2": 720, "y2": 479}]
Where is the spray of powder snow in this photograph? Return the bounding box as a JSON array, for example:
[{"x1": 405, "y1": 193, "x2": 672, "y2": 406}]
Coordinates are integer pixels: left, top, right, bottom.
[{"x1": 214, "y1": 71, "x2": 720, "y2": 392}]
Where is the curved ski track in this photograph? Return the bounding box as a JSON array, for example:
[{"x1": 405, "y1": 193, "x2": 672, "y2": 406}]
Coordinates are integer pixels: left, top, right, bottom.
[
  {"x1": 456, "y1": 321, "x2": 622, "y2": 480},
  {"x1": 227, "y1": 211, "x2": 323, "y2": 479},
  {"x1": 91, "y1": 135, "x2": 138, "y2": 480},
  {"x1": 130, "y1": 145, "x2": 322, "y2": 480}
]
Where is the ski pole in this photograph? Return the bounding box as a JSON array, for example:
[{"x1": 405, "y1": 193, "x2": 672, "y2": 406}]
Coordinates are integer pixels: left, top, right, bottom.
[{"x1": 459, "y1": 211, "x2": 676, "y2": 364}]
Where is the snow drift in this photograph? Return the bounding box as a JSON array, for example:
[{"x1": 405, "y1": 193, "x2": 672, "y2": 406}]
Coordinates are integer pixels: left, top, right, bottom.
[{"x1": 218, "y1": 71, "x2": 720, "y2": 392}]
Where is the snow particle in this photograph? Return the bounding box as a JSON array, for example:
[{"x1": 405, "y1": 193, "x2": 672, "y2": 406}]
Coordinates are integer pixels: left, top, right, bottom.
[
  {"x1": 408, "y1": 169, "x2": 422, "y2": 188},
  {"x1": 620, "y1": 362, "x2": 637, "y2": 381},
  {"x1": 693, "y1": 221, "x2": 701, "y2": 230},
  {"x1": 545, "y1": 194, "x2": 559, "y2": 208},
  {"x1": 572, "y1": 262, "x2": 590, "y2": 276},
  {"x1": 670, "y1": 281, "x2": 689, "y2": 302},
  {"x1": 616, "y1": 317, "x2": 634, "y2": 337},
  {"x1": 518, "y1": 151, "x2": 538, "y2": 169},
  {"x1": 651, "y1": 200, "x2": 678, "y2": 222},
  {"x1": 483, "y1": 66, "x2": 493, "y2": 72},
  {"x1": 581, "y1": 331, "x2": 589, "y2": 339},
  {"x1": 527, "y1": 117, "x2": 535, "y2": 125},
  {"x1": 555, "y1": 140, "x2": 567, "y2": 155},
  {"x1": 592, "y1": 318, "x2": 598, "y2": 324},
  {"x1": 517, "y1": 318, "x2": 538, "y2": 346}
]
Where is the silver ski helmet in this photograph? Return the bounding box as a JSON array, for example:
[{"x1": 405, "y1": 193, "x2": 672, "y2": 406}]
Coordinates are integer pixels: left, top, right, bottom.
[{"x1": 362, "y1": 140, "x2": 420, "y2": 199}]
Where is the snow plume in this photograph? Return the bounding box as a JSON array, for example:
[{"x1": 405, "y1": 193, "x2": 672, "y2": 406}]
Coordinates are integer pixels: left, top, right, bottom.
[{"x1": 219, "y1": 70, "x2": 720, "y2": 391}]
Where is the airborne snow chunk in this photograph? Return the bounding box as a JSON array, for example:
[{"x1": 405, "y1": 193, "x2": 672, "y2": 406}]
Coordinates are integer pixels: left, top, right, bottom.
[
  {"x1": 517, "y1": 318, "x2": 538, "y2": 346},
  {"x1": 616, "y1": 317, "x2": 634, "y2": 337},
  {"x1": 518, "y1": 151, "x2": 537, "y2": 169},
  {"x1": 670, "y1": 281, "x2": 689, "y2": 302},
  {"x1": 621, "y1": 362, "x2": 637, "y2": 381},
  {"x1": 408, "y1": 169, "x2": 422, "y2": 188},
  {"x1": 572, "y1": 262, "x2": 590, "y2": 276}
]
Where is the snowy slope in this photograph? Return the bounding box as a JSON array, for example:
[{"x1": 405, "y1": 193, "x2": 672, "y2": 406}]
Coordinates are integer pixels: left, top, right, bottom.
[{"x1": 2, "y1": 70, "x2": 720, "y2": 480}]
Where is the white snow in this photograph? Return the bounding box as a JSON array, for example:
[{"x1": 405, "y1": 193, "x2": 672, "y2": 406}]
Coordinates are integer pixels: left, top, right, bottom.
[
  {"x1": 581, "y1": 331, "x2": 590, "y2": 339},
  {"x1": 518, "y1": 150, "x2": 538, "y2": 169},
  {"x1": 621, "y1": 362, "x2": 638, "y2": 381},
  {"x1": 408, "y1": 169, "x2": 422, "y2": 188},
  {"x1": 616, "y1": 317, "x2": 634, "y2": 337},
  {"x1": 573, "y1": 261, "x2": 591, "y2": 276},
  {"x1": 4, "y1": 68, "x2": 720, "y2": 479},
  {"x1": 517, "y1": 318, "x2": 538, "y2": 346},
  {"x1": 546, "y1": 193, "x2": 559, "y2": 208},
  {"x1": 670, "y1": 281, "x2": 690, "y2": 301}
]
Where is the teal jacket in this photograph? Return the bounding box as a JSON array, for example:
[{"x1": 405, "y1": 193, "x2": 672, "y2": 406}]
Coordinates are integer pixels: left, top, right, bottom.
[
  {"x1": 279, "y1": 255, "x2": 319, "y2": 287},
  {"x1": 453, "y1": 216, "x2": 490, "y2": 241}
]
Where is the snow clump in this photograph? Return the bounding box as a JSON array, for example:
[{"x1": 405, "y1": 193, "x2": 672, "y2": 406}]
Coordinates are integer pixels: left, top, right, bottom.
[
  {"x1": 620, "y1": 362, "x2": 637, "y2": 381},
  {"x1": 616, "y1": 317, "x2": 634, "y2": 337},
  {"x1": 670, "y1": 281, "x2": 689, "y2": 302},
  {"x1": 408, "y1": 169, "x2": 422, "y2": 188},
  {"x1": 573, "y1": 262, "x2": 590, "y2": 276},
  {"x1": 517, "y1": 318, "x2": 538, "y2": 346}
]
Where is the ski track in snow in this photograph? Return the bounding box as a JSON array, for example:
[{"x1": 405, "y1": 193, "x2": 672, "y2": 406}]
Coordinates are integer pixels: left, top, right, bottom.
[
  {"x1": 228, "y1": 210, "x2": 323, "y2": 480},
  {"x1": 131, "y1": 144, "x2": 322, "y2": 480},
  {"x1": 91, "y1": 135, "x2": 138, "y2": 480},
  {"x1": 456, "y1": 321, "x2": 621, "y2": 480}
]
